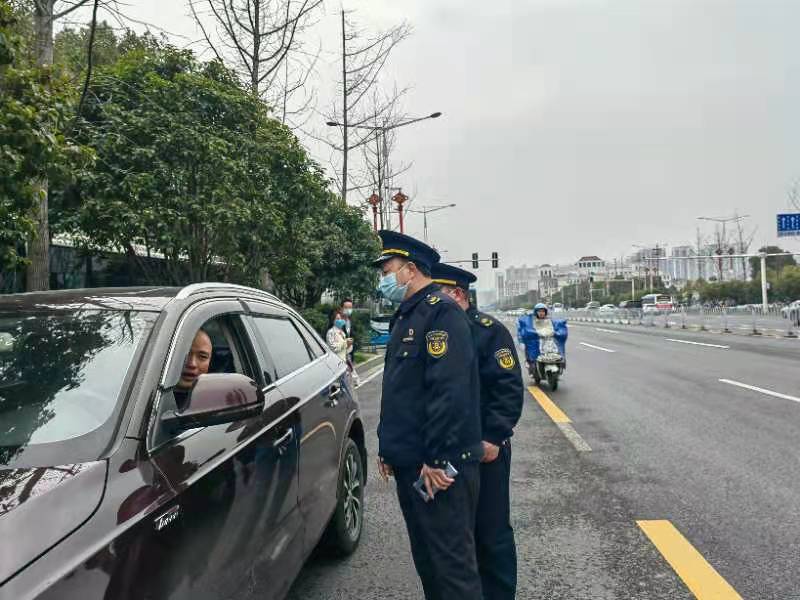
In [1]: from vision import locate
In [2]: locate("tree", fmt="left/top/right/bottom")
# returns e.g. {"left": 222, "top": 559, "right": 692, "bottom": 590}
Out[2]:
{"left": 0, "top": 0, "right": 89, "bottom": 274}
{"left": 323, "top": 10, "right": 410, "bottom": 203}
{"left": 190, "top": 0, "right": 322, "bottom": 126}
{"left": 61, "top": 44, "right": 294, "bottom": 285}
{"left": 57, "top": 38, "right": 379, "bottom": 307}
{"left": 749, "top": 246, "right": 797, "bottom": 279}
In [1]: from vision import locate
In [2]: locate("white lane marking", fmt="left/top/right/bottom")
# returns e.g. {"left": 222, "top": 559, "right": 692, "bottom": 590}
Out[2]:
{"left": 595, "top": 328, "right": 620, "bottom": 334}
{"left": 556, "top": 423, "right": 592, "bottom": 452}
{"left": 665, "top": 338, "right": 730, "bottom": 349}
{"left": 719, "top": 379, "right": 800, "bottom": 404}
{"left": 356, "top": 366, "right": 384, "bottom": 388}
{"left": 579, "top": 342, "right": 616, "bottom": 353}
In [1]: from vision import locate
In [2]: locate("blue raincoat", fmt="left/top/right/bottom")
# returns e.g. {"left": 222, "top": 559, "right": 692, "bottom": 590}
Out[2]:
{"left": 517, "top": 313, "right": 568, "bottom": 363}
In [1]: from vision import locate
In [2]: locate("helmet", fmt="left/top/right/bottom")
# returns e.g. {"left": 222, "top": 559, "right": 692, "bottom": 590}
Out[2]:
{"left": 534, "top": 303, "right": 548, "bottom": 316}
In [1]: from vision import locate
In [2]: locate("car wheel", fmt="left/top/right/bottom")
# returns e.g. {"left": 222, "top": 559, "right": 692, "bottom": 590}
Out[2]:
{"left": 323, "top": 438, "right": 364, "bottom": 556}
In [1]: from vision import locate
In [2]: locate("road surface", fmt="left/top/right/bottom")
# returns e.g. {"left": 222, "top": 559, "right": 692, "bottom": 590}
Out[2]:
{"left": 288, "top": 321, "right": 800, "bottom": 599}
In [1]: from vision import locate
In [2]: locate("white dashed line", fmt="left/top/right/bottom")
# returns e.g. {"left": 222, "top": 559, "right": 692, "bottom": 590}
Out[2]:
{"left": 719, "top": 379, "right": 800, "bottom": 404}
{"left": 579, "top": 342, "right": 616, "bottom": 353}
{"left": 665, "top": 339, "right": 730, "bottom": 349}
{"left": 595, "top": 328, "right": 620, "bottom": 334}
{"left": 556, "top": 423, "right": 592, "bottom": 452}
{"left": 356, "top": 366, "right": 384, "bottom": 388}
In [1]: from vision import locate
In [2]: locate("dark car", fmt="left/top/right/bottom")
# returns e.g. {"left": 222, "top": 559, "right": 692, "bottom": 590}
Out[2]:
{"left": 618, "top": 300, "right": 642, "bottom": 309}
{"left": 0, "top": 284, "right": 366, "bottom": 600}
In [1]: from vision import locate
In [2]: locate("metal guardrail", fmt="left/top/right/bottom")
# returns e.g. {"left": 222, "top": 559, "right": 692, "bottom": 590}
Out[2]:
{"left": 564, "top": 306, "right": 799, "bottom": 338}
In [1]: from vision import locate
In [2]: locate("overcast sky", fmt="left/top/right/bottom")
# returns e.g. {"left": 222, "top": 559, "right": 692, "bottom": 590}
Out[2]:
{"left": 64, "top": 0, "right": 800, "bottom": 289}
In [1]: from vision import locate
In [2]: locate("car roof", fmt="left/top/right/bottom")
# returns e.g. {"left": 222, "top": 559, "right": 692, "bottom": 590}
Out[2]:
{"left": 0, "top": 284, "right": 281, "bottom": 313}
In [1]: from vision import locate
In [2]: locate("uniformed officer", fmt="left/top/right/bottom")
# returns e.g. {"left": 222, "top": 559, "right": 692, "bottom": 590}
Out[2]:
{"left": 372, "top": 230, "right": 483, "bottom": 600}
{"left": 431, "top": 261, "right": 524, "bottom": 600}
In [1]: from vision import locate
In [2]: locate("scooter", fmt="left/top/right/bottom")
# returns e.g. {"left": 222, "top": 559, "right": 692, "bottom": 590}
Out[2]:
{"left": 518, "top": 313, "right": 568, "bottom": 391}
{"left": 528, "top": 348, "right": 565, "bottom": 391}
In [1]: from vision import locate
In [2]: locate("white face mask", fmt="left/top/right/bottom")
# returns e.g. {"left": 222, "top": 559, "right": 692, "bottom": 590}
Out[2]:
{"left": 343, "top": 308, "right": 353, "bottom": 316}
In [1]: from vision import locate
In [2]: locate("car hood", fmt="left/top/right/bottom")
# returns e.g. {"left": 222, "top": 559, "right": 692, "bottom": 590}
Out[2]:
{"left": 0, "top": 461, "right": 107, "bottom": 585}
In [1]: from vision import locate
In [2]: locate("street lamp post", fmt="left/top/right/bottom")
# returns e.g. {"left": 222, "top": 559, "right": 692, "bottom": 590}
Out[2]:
{"left": 392, "top": 190, "right": 409, "bottom": 233}
{"left": 367, "top": 193, "right": 381, "bottom": 231}
{"left": 405, "top": 203, "right": 457, "bottom": 242}
{"left": 326, "top": 112, "right": 442, "bottom": 227}
{"left": 697, "top": 215, "right": 750, "bottom": 281}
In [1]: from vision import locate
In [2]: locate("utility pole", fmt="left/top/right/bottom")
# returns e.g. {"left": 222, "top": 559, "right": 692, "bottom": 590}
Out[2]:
{"left": 760, "top": 253, "right": 768, "bottom": 313}
{"left": 340, "top": 10, "right": 348, "bottom": 203}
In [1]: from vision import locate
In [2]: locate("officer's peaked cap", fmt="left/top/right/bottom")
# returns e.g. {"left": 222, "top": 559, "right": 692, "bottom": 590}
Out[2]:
{"left": 371, "top": 230, "right": 440, "bottom": 271}
{"left": 430, "top": 262, "right": 476, "bottom": 291}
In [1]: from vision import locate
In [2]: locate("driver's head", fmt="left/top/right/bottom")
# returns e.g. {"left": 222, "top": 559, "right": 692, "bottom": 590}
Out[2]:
{"left": 178, "top": 329, "right": 212, "bottom": 390}
{"left": 534, "top": 303, "right": 548, "bottom": 319}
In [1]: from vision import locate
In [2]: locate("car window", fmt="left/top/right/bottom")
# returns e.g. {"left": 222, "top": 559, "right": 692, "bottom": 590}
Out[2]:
{"left": 294, "top": 317, "right": 327, "bottom": 359}
{"left": 0, "top": 309, "right": 156, "bottom": 467}
{"left": 152, "top": 314, "right": 256, "bottom": 448}
{"left": 250, "top": 316, "right": 313, "bottom": 379}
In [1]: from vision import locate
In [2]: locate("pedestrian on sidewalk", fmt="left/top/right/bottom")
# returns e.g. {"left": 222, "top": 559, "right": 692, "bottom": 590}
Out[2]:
{"left": 432, "top": 262, "right": 524, "bottom": 600}
{"left": 371, "top": 230, "right": 484, "bottom": 600}
{"left": 341, "top": 298, "right": 360, "bottom": 385}
{"left": 326, "top": 308, "right": 351, "bottom": 362}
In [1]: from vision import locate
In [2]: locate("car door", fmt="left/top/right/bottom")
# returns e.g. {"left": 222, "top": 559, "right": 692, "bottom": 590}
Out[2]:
{"left": 244, "top": 302, "right": 344, "bottom": 553}
{"left": 106, "top": 300, "right": 302, "bottom": 600}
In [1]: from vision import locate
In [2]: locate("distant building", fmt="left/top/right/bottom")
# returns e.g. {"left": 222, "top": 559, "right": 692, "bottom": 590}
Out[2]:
{"left": 537, "top": 264, "right": 559, "bottom": 299}
{"left": 500, "top": 264, "right": 539, "bottom": 298}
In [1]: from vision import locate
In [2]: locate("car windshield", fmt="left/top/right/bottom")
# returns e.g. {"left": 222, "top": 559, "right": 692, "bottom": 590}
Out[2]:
{"left": 0, "top": 309, "right": 156, "bottom": 467}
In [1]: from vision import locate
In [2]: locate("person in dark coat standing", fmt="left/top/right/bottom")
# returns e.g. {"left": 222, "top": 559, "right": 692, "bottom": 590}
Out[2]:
{"left": 372, "top": 230, "right": 483, "bottom": 600}
{"left": 432, "top": 261, "right": 524, "bottom": 600}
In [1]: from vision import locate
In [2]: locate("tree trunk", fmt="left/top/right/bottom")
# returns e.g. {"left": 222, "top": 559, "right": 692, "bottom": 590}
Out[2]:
{"left": 26, "top": 2, "right": 55, "bottom": 292}
{"left": 340, "top": 9, "right": 348, "bottom": 203}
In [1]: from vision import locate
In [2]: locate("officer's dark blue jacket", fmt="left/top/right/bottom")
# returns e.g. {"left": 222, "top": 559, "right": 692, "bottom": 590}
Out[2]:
{"left": 466, "top": 307, "right": 524, "bottom": 445}
{"left": 378, "top": 283, "right": 483, "bottom": 468}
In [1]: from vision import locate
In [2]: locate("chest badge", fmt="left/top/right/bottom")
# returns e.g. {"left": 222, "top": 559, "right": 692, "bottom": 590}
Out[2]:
{"left": 426, "top": 330, "right": 449, "bottom": 358}
{"left": 402, "top": 328, "right": 415, "bottom": 343}
{"left": 494, "top": 348, "right": 516, "bottom": 370}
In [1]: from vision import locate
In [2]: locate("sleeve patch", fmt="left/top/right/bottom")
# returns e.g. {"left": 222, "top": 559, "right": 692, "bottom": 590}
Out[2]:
{"left": 426, "top": 330, "right": 449, "bottom": 358}
{"left": 494, "top": 348, "right": 515, "bottom": 369}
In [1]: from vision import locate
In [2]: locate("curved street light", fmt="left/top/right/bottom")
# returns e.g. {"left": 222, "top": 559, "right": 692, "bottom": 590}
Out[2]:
{"left": 405, "top": 203, "right": 457, "bottom": 242}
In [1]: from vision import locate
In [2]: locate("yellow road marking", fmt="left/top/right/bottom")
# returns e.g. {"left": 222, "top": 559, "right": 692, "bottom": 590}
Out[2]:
{"left": 637, "top": 520, "right": 742, "bottom": 600}
{"left": 528, "top": 386, "right": 570, "bottom": 423}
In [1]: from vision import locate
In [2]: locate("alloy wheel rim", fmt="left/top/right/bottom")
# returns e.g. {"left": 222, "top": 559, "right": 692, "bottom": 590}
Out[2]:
{"left": 342, "top": 451, "right": 362, "bottom": 538}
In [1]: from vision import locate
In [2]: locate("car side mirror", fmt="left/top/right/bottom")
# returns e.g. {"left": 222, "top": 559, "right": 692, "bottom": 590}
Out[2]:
{"left": 162, "top": 373, "right": 265, "bottom": 434}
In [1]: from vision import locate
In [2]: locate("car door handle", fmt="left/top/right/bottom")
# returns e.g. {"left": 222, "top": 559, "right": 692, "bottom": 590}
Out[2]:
{"left": 326, "top": 384, "right": 341, "bottom": 407}
{"left": 273, "top": 428, "right": 294, "bottom": 451}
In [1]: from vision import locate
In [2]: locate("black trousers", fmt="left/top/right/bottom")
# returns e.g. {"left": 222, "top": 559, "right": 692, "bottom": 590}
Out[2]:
{"left": 476, "top": 442, "right": 517, "bottom": 600}
{"left": 394, "top": 462, "right": 483, "bottom": 600}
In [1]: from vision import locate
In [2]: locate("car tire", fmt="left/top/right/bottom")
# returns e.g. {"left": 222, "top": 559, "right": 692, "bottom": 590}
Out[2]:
{"left": 323, "top": 438, "right": 364, "bottom": 556}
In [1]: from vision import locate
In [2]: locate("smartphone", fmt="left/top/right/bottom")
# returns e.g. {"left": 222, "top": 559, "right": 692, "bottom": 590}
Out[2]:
{"left": 413, "top": 461, "right": 458, "bottom": 502}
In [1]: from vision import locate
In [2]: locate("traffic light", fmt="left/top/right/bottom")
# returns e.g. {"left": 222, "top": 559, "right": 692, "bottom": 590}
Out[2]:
{"left": 491, "top": 251, "right": 498, "bottom": 268}
{"left": 472, "top": 252, "right": 479, "bottom": 269}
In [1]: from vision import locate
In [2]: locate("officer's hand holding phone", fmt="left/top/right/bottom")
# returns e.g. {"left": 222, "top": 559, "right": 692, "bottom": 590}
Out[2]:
{"left": 420, "top": 463, "right": 455, "bottom": 499}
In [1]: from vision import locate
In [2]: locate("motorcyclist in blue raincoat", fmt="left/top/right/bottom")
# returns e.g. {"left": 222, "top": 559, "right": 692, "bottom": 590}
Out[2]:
{"left": 517, "top": 303, "right": 568, "bottom": 388}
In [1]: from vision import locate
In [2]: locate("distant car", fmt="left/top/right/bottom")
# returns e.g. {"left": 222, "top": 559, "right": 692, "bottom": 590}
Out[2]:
{"left": 643, "top": 304, "right": 660, "bottom": 314}
{"left": 0, "top": 284, "right": 366, "bottom": 600}
{"left": 598, "top": 304, "right": 616, "bottom": 313}
{"left": 619, "top": 300, "right": 642, "bottom": 309}
{"left": 585, "top": 301, "right": 600, "bottom": 310}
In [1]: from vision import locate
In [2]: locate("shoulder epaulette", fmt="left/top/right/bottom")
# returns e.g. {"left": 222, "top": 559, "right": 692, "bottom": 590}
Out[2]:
{"left": 427, "top": 294, "right": 441, "bottom": 305}
{"left": 476, "top": 314, "right": 493, "bottom": 327}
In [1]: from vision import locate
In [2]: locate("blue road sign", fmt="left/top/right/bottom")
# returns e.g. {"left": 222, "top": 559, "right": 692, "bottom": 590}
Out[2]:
{"left": 777, "top": 213, "right": 800, "bottom": 237}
